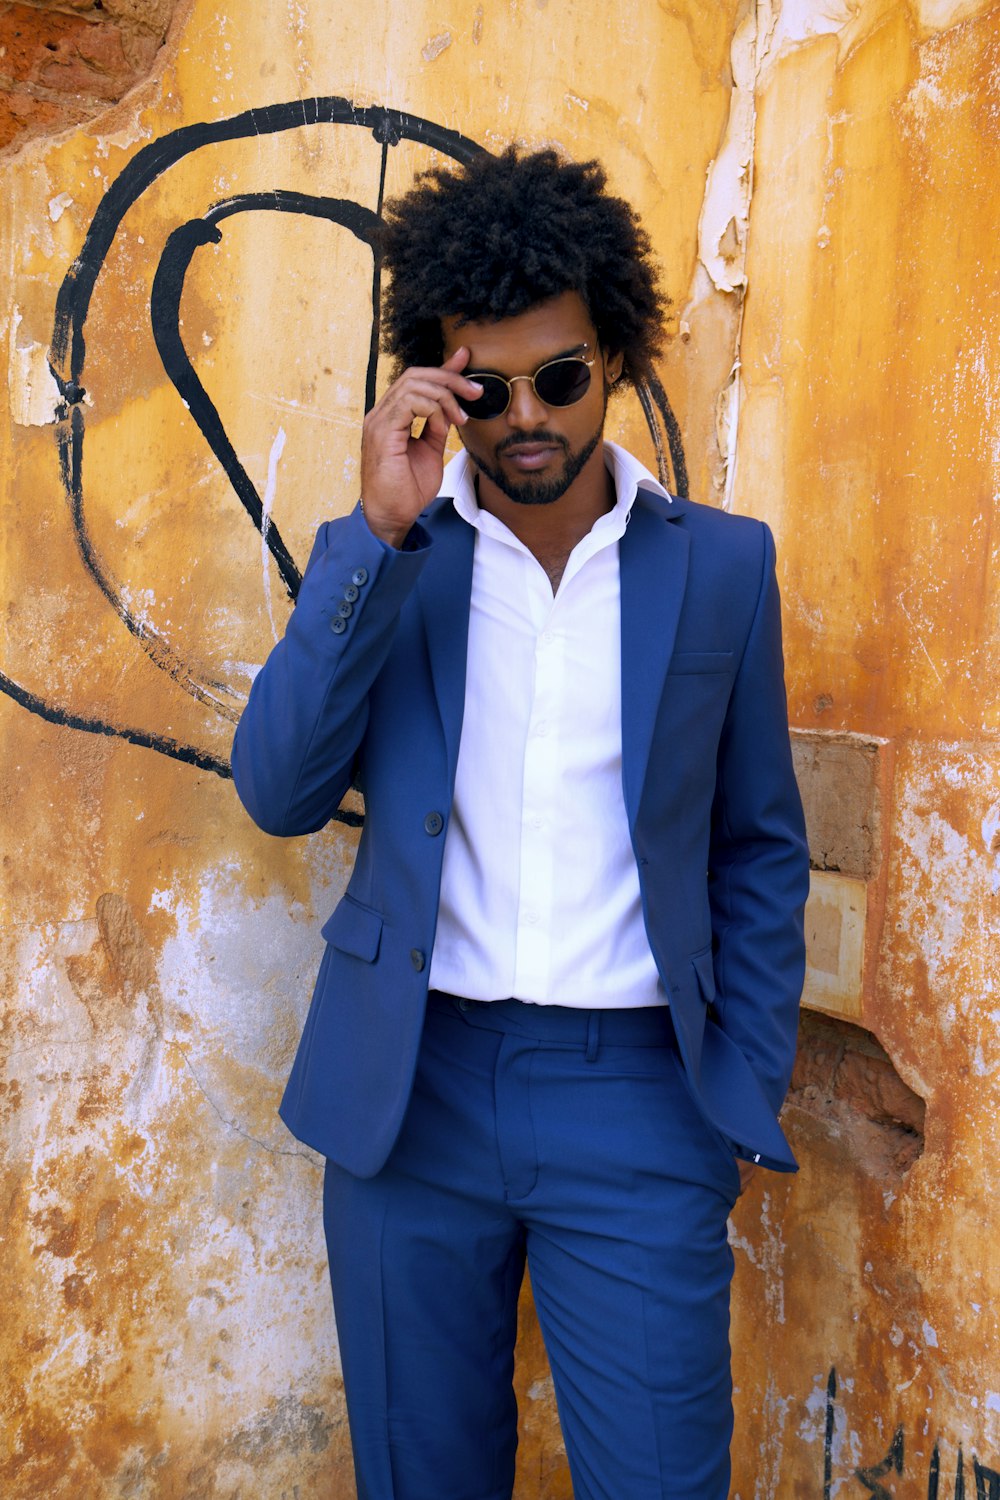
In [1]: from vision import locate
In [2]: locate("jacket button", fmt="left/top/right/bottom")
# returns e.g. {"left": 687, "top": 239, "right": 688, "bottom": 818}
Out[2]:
{"left": 344, "top": 583, "right": 360, "bottom": 602}
{"left": 337, "top": 600, "right": 354, "bottom": 618}
{"left": 410, "top": 949, "right": 426, "bottom": 972}
{"left": 351, "top": 567, "right": 369, "bottom": 587}
{"left": 330, "top": 617, "right": 347, "bottom": 635}
{"left": 423, "top": 811, "right": 444, "bottom": 836}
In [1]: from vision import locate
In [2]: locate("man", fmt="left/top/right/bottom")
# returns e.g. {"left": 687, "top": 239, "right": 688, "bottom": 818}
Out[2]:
{"left": 232, "top": 147, "right": 809, "bottom": 1500}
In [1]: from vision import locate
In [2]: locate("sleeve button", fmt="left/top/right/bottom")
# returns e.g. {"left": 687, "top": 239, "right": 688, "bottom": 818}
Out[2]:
{"left": 410, "top": 949, "right": 426, "bottom": 972}
{"left": 423, "top": 811, "right": 444, "bottom": 836}
{"left": 330, "top": 617, "right": 347, "bottom": 635}
{"left": 351, "top": 567, "right": 369, "bottom": 587}
{"left": 344, "top": 584, "right": 360, "bottom": 602}
{"left": 337, "top": 600, "right": 354, "bottom": 618}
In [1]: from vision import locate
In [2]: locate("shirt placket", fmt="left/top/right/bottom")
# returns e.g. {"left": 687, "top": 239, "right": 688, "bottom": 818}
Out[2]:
{"left": 512, "top": 582, "right": 563, "bottom": 998}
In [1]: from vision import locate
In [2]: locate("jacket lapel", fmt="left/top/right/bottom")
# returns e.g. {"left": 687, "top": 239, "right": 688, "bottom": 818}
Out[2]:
{"left": 619, "top": 490, "right": 690, "bottom": 826}
{"left": 416, "top": 500, "right": 476, "bottom": 790}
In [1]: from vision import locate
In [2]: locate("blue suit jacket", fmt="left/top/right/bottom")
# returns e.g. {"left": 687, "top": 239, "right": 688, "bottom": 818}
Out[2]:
{"left": 231, "top": 482, "right": 809, "bottom": 1176}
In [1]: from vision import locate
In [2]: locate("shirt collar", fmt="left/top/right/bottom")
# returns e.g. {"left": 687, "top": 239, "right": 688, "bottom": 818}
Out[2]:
{"left": 440, "top": 440, "right": 672, "bottom": 536}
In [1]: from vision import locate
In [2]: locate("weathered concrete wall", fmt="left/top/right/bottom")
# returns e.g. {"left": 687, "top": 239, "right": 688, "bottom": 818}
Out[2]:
{"left": 729, "top": 3, "right": 1000, "bottom": 1495}
{"left": 1, "top": 0, "right": 997, "bottom": 1495}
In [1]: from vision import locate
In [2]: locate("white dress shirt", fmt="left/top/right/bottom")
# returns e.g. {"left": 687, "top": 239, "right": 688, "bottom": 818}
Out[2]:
{"left": 427, "top": 441, "right": 671, "bottom": 1008}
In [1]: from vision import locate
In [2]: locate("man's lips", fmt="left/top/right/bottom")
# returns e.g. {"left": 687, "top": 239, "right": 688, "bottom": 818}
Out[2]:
{"left": 500, "top": 442, "right": 564, "bottom": 471}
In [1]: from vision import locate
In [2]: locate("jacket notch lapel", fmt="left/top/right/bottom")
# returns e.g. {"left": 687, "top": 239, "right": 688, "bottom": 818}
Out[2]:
{"left": 416, "top": 502, "right": 475, "bottom": 788}
{"left": 619, "top": 494, "right": 690, "bottom": 826}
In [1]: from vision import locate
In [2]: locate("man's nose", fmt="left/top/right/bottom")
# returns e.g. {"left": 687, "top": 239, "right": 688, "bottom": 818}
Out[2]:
{"left": 505, "top": 375, "right": 548, "bottom": 429}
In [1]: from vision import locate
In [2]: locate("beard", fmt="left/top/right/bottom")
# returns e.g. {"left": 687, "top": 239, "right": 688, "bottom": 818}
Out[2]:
{"left": 467, "top": 410, "right": 606, "bottom": 507}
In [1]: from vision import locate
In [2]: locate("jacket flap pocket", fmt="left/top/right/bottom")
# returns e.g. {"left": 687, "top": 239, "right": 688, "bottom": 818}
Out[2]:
{"left": 691, "top": 946, "right": 716, "bottom": 1004}
{"left": 321, "top": 897, "right": 383, "bottom": 962}
{"left": 667, "top": 651, "right": 734, "bottom": 676}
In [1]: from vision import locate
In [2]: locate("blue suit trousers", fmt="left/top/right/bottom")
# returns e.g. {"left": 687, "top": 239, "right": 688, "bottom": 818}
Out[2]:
{"left": 323, "top": 993, "right": 741, "bottom": 1500}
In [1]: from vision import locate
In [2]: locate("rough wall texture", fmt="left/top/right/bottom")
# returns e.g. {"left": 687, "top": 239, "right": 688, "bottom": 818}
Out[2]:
{"left": 0, "top": 1, "right": 178, "bottom": 152}
{"left": 0, "top": 0, "right": 997, "bottom": 1496}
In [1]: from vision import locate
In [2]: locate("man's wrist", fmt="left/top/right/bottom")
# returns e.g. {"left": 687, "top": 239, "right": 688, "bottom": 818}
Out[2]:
{"left": 358, "top": 496, "right": 410, "bottom": 551}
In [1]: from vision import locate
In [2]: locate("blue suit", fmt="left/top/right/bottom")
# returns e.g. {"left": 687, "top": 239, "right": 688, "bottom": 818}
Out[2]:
{"left": 232, "top": 483, "right": 808, "bottom": 1173}
{"left": 231, "top": 478, "right": 809, "bottom": 1499}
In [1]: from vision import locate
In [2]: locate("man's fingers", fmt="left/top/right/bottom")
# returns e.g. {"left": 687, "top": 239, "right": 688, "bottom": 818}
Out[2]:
{"left": 377, "top": 378, "right": 475, "bottom": 433}
{"left": 417, "top": 405, "right": 451, "bottom": 449}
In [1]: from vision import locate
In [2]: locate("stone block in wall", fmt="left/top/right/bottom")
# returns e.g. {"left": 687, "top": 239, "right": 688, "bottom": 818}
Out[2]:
{"left": 791, "top": 730, "right": 890, "bottom": 1022}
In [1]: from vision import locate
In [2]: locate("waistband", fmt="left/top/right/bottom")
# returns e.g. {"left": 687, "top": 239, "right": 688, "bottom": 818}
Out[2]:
{"left": 427, "top": 990, "right": 677, "bottom": 1049}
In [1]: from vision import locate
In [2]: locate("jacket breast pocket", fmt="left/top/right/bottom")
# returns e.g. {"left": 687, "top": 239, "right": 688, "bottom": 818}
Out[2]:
{"left": 667, "top": 651, "right": 735, "bottom": 676}
{"left": 321, "top": 894, "right": 383, "bottom": 962}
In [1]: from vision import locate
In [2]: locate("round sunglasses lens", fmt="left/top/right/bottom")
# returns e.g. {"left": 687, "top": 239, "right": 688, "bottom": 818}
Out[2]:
{"left": 535, "top": 358, "right": 591, "bottom": 407}
{"left": 460, "top": 374, "right": 510, "bottom": 419}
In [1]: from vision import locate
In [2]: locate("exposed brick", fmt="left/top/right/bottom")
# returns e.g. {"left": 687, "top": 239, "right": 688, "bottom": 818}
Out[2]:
{"left": 787, "top": 1011, "right": 925, "bottom": 1179}
{"left": 0, "top": 79, "right": 74, "bottom": 148}
{"left": 0, "top": 0, "right": 176, "bottom": 154}
{"left": 0, "top": 6, "right": 130, "bottom": 97}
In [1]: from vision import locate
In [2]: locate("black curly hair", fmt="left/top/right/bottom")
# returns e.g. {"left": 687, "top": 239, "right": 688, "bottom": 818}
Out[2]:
{"left": 378, "top": 147, "right": 668, "bottom": 390}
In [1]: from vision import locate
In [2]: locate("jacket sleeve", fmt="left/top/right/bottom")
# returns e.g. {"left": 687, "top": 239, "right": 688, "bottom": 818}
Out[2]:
{"left": 708, "top": 523, "right": 809, "bottom": 1116}
{"left": 231, "top": 505, "right": 432, "bottom": 836}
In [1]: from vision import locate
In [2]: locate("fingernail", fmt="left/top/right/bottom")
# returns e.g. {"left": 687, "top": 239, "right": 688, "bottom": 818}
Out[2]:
{"left": 468, "top": 381, "right": 483, "bottom": 393}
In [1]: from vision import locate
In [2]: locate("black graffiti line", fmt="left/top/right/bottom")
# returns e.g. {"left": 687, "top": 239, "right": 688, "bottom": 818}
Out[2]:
{"left": 855, "top": 1424, "right": 904, "bottom": 1498}
{"left": 151, "top": 192, "right": 384, "bottom": 603}
{"left": 48, "top": 105, "right": 482, "bottom": 754}
{"left": 0, "top": 667, "right": 230, "bottom": 777}
{"left": 7, "top": 102, "right": 487, "bottom": 793}
{"left": 974, "top": 1458, "right": 1000, "bottom": 1500}
{"left": 824, "top": 1366, "right": 837, "bottom": 1500}
{"left": 49, "top": 98, "right": 486, "bottom": 387}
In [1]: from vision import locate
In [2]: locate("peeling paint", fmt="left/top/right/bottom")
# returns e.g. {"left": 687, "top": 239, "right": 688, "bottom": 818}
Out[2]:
{"left": 8, "top": 309, "right": 61, "bottom": 427}
{"left": 421, "top": 30, "right": 452, "bottom": 62}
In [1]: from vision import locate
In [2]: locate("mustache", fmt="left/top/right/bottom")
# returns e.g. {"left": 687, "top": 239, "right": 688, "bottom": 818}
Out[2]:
{"left": 495, "top": 431, "right": 568, "bottom": 456}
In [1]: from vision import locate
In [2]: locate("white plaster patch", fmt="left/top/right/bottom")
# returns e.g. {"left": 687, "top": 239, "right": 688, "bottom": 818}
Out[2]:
{"left": 917, "top": 0, "right": 995, "bottom": 32}
{"left": 986, "top": 1391, "right": 1000, "bottom": 1412}
{"left": 421, "top": 30, "right": 452, "bottom": 61}
{"left": 754, "top": 1375, "right": 792, "bottom": 1499}
{"left": 48, "top": 192, "right": 74, "bottom": 223}
{"left": 799, "top": 1371, "right": 861, "bottom": 1484}
{"left": 716, "top": 363, "right": 742, "bottom": 512}
{"left": 8, "top": 308, "right": 62, "bottom": 427}
{"left": 761, "top": 0, "right": 858, "bottom": 72}
{"left": 152, "top": 864, "right": 343, "bottom": 1073}
{"left": 899, "top": 32, "right": 970, "bottom": 147}
{"left": 923, "top": 1321, "right": 939, "bottom": 1347}
{"left": 896, "top": 800, "right": 979, "bottom": 995}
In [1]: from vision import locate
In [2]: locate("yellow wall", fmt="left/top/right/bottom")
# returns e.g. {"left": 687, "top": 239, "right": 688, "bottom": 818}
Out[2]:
{"left": 1, "top": 1, "right": 997, "bottom": 1494}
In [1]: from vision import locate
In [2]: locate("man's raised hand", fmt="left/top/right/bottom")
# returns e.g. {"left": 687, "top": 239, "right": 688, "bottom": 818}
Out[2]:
{"left": 358, "top": 348, "right": 483, "bottom": 548}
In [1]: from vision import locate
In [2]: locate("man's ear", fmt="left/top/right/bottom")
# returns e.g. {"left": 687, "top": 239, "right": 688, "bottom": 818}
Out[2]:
{"left": 604, "top": 348, "right": 625, "bottom": 386}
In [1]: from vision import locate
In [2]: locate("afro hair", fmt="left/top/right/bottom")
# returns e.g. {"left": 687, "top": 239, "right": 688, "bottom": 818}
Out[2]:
{"left": 378, "top": 147, "right": 668, "bottom": 391}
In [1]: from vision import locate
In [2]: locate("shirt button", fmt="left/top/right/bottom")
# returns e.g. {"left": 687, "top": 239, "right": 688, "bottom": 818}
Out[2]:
{"left": 423, "top": 811, "right": 444, "bottom": 836}
{"left": 330, "top": 617, "right": 347, "bottom": 635}
{"left": 528, "top": 815, "right": 544, "bottom": 831}
{"left": 410, "top": 949, "right": 426, "bottom": 972}
{"left": 522, "top": 909, "right": 538, "bottom": 926}
{"left": 534, "top": 721, "right": 549, "bottom": 737}
{"left": 344, "top": 583, "right": 360, "bottom": 602}
{"left": 351, "top": 567, "right": 369, "bottom": 587}
{"left": 337, "top": 600, "right": 354, "bottom": 618}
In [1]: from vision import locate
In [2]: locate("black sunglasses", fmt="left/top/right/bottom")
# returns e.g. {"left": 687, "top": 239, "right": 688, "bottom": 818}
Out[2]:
{"left": 457, "top": 350, "right": 597, "bottom": 421}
